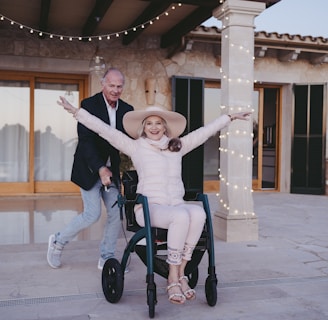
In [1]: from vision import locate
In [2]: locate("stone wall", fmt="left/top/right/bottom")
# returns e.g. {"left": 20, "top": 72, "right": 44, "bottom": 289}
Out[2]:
{"left": 0, "top": 27, "right": 223, "bottom": 111}
{"left": 1, "top": 26, "right": 328, "bottom": 109}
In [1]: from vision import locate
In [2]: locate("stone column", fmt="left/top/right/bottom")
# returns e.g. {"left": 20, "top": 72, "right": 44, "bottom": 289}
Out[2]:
{"left": 212, "top": 0, "right": 265, "bottom": 242}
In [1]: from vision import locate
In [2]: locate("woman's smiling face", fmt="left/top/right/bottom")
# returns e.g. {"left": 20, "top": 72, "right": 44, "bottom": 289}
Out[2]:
{"left": 143, "top": 115, "right": 166, "bottom": 141}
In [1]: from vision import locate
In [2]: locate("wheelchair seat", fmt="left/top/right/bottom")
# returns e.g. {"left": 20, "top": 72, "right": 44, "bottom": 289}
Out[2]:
{"left": 122, "top": 170, "right": 209, "bottom": 277}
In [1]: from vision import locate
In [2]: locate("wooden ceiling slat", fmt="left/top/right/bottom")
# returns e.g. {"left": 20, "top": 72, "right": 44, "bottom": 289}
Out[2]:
{"left": 82, "top": 0, "right": 114, "bottom": 37}
{"left": 174, "top": 0, "right": 220, "bottom": 5}
{"left": 160, "top": 0, "right": 278, "bottom": 48}
{"left": 122, "top": 0, "right": 173, "bottom": 46}
{"left": 161, "top": 6, "right": 217, "bottom": 48}
{"left": 1, "top": 0, "right": 281, "bottom": 46}
{"left": 39, "top": 0, "right": 52, "bottom": 34}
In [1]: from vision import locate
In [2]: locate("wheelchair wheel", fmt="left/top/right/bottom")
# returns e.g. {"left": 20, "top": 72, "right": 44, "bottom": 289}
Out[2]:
{"left": 187, "top": 267, "right": 199, "bottom": 289}
{"left": 205, "top": 276, "right": 217, "bottom": 306}
{"left": 102, "top": 258, "right": 124, "bottom": 303}
{"left": 147, "top": 285, "right": 157, "bottom": 318}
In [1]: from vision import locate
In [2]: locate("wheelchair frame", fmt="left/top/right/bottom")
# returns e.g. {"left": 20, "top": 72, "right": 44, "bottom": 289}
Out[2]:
{"left": 101, "top": 171, "right": 218, "bottom": 318}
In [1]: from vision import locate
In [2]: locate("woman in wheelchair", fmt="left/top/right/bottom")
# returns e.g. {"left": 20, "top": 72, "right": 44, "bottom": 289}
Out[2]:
{"left": 58, "top": 96, "right": 251, "bottom": 304}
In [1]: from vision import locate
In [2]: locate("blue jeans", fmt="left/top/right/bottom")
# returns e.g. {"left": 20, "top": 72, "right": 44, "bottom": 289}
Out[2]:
{"left": 55, "top": 179, "right": 121, "bottom": 260}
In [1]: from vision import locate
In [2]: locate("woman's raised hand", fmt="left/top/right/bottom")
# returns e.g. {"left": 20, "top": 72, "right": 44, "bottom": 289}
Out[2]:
{"left": 57, "top": 96, "right": 78, "bottom": 115}
{"left": 230, "top": 111, "right": 253, "bottom": 121}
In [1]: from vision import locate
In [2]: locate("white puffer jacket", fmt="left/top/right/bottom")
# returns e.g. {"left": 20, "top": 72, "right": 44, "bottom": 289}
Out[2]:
{"left": 76, "top": 109, "right": 230, "bottom": 205}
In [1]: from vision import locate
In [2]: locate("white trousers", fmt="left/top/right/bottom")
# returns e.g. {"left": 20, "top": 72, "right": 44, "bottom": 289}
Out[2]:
{"left": 135, "top": 203, "right": 206, "bottom": 265}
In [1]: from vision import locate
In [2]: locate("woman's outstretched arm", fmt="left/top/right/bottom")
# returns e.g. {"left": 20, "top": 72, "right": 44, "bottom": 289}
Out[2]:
{"left": 57, "top": 96, "right": 135, "bottom": 156}
{"left": 57, "top": 96, "right": 79, "bottom": 116}
{"left": 180, "top": 111, "right": 252, "bottom": 155}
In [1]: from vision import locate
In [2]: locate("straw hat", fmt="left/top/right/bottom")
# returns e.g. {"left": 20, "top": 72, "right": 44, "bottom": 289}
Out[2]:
{"left": 123, "top": 106, "right": 187, "bottom": 139}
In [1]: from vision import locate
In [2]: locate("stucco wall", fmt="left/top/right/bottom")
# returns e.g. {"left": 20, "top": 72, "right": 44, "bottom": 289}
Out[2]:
{"left": 255, "top": 57, "right": 328, "bottom": 84}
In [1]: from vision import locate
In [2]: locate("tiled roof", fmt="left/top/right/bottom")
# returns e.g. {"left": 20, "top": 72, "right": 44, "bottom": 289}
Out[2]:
{"left": 255, "top": 31, "right": 328, "bottom": 46}
{"left": 184, "top": 26, "right": 328, "bottom": 64}
{"left": 193, "top": 25, "right": 328, "bottom": 45}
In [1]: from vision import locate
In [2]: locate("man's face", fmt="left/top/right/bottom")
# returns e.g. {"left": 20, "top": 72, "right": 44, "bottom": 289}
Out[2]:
{"left": 102, "top": 71, "right": 124, "bottom": 105}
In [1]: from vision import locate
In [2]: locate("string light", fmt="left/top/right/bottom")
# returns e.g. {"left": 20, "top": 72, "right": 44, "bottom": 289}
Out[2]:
{"left": 217, "top": 168, "right": 255, "bottom": 216}
{"left": 212, "top": 0, "right": 254, "bottom": 217}
{"left": 218, "top": 14, "right": 256, "bottom": 218}
{"left": 217, "top": 96, "right": 255, "bottom": 217}
{"left": 215, "top": 143, "right": 254, "bottom": 216}
{"left": 216, "top": 139, "right": 255, "bottom": 217}
{"left": 2, "top": 0, "right": 253, "bottom": 216}
{"left": 219, "top": 42, "right": 256, "bottom": 86}
{"left": 0, "top": 3, "right": 182, "bottom": 42}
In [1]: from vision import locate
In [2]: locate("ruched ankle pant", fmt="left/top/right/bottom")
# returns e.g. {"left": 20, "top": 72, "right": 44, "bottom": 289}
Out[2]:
{"left": 135, "top": 203, "right": 206, "bottom": 265}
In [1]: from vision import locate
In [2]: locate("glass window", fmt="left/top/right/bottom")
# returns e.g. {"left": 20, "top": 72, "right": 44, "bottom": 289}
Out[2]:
{"left": 252, "top": 90, "right": 259, "bottom": 181}
{"left": 34, "top": 83, "right": 79, "bottom": 181}
{"left": 204, "top": 87, "right": 222, "bottom": 181}
{"left": 0, "top": 71, "right": 87, "bottom": 194}
{"left": 0, "top": 80, "right": 30, "bottom": 182}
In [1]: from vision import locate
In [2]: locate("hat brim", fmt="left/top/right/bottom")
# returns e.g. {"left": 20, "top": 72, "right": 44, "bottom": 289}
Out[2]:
{"left": 123, "top": 106, "right": 186, "bottom": 139}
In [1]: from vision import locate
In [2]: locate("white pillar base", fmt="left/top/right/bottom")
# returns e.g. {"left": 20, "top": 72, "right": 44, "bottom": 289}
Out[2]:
{"left": 214, "top": 211, "right": 258, "bottom": 242}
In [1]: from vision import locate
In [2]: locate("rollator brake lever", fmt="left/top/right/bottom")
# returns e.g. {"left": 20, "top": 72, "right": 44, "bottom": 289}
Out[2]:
{"left": 114, "top": 193, "right": 126, "bottom": 220}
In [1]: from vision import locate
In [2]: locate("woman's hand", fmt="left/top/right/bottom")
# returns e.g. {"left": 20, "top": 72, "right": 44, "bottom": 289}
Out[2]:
{"left": 57, "top": 96, "right": 78, "bottom": 115}
{"left": 229, "top": 111, "right": 252, "bottom": 121}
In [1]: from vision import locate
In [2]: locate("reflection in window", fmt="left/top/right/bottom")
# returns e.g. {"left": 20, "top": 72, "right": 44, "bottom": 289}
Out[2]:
{"left": 0, "top": 81, "right": 30, "bottom": 182}
{"left": 34, "top": 83, "right": 79, "bottom": 181}
{"left": 204, "top": 88, "right": 222, "bottom": 181}
{"left": 252, "top": 91, "right": 259, "bottom": 180}
{"left": 262, "top": 88, "right": 277, "bottom": 189}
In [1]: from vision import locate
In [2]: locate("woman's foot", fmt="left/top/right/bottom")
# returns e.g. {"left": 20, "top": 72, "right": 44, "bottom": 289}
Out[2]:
{"left": 167, "top": 282, "right": 186, "bottom": 304}
{"left": 179, "top": 276, "right": 196, "bottom": 300}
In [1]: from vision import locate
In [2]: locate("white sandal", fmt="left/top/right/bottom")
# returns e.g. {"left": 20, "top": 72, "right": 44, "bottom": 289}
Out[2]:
{"left": 179, "top": 276, "right": 196, "bottom": 300}
{"left": 167, "top": 282, "right": 186, "bottom": 304}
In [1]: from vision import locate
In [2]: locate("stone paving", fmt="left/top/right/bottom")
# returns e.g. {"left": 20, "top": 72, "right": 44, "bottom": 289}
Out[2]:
{"left": 0, "top": 192, "right": 327, "bottom": 320}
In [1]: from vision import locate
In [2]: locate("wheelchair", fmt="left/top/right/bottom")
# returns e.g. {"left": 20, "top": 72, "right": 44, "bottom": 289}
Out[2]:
{"left": 101, "top": 170, "right": 218, "bottom": 318}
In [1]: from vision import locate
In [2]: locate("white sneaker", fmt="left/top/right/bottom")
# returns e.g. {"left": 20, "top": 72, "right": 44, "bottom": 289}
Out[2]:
{"left": 97, "top": 257, "right": 106, "bottom": 270}
{"left": 98, "top": 258, "right": 129, "bottom": 273}
{"left": 47, "top": 234, "right": 64, "bottom": 268}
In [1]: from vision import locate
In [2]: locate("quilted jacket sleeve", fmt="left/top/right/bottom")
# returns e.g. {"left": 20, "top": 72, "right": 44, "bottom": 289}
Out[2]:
{"left": 75, "top": 108, "right": 136, "bottom": 156}
{"left": 180, "top": 114, "right": 231, "bottom": 156}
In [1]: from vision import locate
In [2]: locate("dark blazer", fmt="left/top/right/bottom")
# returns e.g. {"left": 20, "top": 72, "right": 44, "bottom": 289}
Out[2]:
{"left": 71, "top": 92, "right": 134, "bottom": 190}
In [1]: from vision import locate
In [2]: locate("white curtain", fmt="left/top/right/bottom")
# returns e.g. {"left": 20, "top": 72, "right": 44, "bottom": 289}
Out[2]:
{"left": 0, "top": 80, "right": 30, "bottom": 182}
{"left": 34, "top": 83, "right": 78, "bottom": 181}
{"left": 0, "top": 80, "right": 78, "bottom": 182}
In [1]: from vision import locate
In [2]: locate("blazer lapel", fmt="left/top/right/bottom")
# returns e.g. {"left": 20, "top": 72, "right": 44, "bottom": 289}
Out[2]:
{"left": 97, "top": 93, "right": 110, "bottom": 125}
